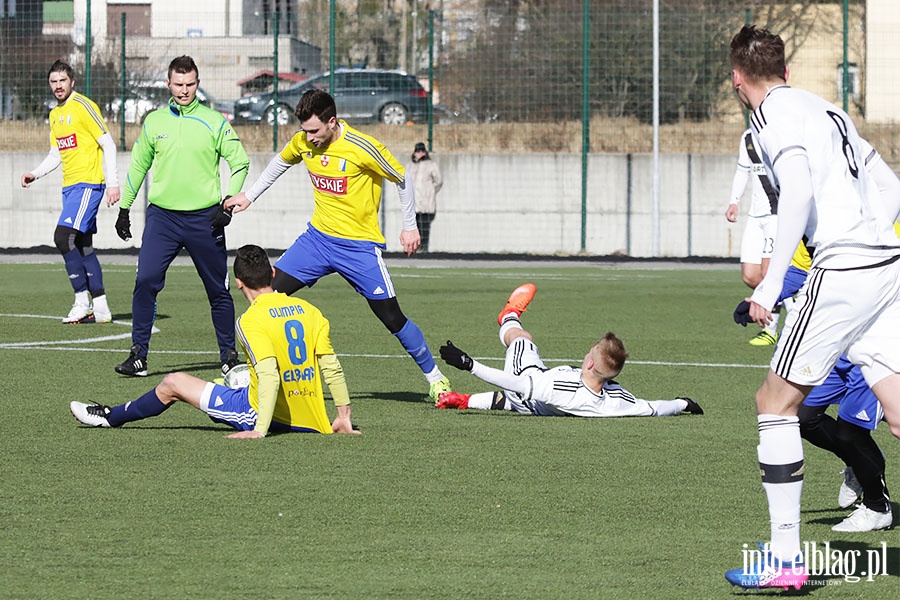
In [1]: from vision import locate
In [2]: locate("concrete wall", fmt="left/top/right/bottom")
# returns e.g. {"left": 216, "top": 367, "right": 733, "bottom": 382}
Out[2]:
{"left": 1, "top": 151, "right": 743, "bottom": 258}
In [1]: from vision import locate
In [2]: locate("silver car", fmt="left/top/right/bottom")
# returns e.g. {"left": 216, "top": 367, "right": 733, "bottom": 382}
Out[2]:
{"left": 234, "top": 69, "right": 429, "bottom": 126}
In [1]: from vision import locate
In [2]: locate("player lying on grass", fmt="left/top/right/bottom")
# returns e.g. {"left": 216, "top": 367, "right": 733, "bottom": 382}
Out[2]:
{"left": 435, "top": 283, "right": 703, "bottom": 418}
{"left": 69, "top": 244, "right": 359, "bottom": 438}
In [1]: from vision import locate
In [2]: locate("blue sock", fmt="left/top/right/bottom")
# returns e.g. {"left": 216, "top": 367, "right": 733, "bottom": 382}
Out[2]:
{"left": 393, "top": 319, "right": 437, "bottom": 374}
{"left": 107, "top": 388, "right": 172, "bottom": 427}
{"left": 81, "top": 251, "right": 105, "bottom": 294}
{"left": 62, "top": 248, "right": 88, "bottom": 293}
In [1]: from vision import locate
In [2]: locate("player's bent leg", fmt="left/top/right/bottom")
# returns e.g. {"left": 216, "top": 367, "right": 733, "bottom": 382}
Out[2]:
{"left": 155, "top": 372, "right": 210, "bottom": 408}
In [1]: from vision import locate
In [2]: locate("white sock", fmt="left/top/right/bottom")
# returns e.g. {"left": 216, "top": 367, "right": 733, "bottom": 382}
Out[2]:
{"left": 74, "top": 290, "right": 90, "bottom": 307}
{"left": 757, "top": 414, "right": 804, "bottom": 563}
{"left": 424, "top": 367, "right": 444, "bottom": 384}
{"left": 92, "top": 294, "right": 110, "bottom": 314}
{"left": 765, "top": 310, "right": 781, "bottom": 335}
{"left": 466, "top": 392, "right": 497, "bottom": 410}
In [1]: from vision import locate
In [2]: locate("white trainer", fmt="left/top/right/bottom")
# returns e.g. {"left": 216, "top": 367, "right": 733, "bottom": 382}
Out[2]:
{"left": 832, "top": 505, "right": 893, "bottom": 532}
{"left": 63, "top": 302, "right": 93, "bottom": 324}
{"left": 91, "top": 294, "right": 113, "bottom": 323}
{"left": 69, "top": 401, "right": 112, "bottom": 427}
{"left": 838, "top": 467, "right": 863, "bottom": 509}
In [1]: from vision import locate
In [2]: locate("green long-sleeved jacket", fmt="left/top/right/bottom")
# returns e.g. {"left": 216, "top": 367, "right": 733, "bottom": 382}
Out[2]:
{"left": 121, "top": 97, "right": 249, "bottom": 210}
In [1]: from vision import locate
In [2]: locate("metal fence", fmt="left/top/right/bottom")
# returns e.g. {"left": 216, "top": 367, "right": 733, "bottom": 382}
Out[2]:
{"left": 4, "top": 1, "right": 898, "bottom": 257}
{"left": 1, "top": 1, "right": 886, "bottom": 157}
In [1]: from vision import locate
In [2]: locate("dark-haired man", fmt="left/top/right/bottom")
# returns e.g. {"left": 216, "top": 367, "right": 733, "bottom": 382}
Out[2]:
{"left": 70, "top": 245, "right": 358, "bottom": 437}
{"left": 111, "top": 55, "right": 250, "bottom": 378}
{"left": 21, "top": 60, "right": 120, "bottom": 324}
{"left": 725, "top": 24, "right": 900, "bottom": 590}
{"left": 226, "top": 89, "right": 451, "bottom": 401}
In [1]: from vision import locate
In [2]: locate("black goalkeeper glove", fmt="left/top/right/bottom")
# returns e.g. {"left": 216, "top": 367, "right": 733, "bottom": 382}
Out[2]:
{"left": 115, "top": 208, "right": 132, "bottom": 241}
{"left": 210, "top": 196, "right": 234, "bottom": 229}
{"left": 440, "top": 340, "right": 474, "bottom": 371}
{"left": 733, "top": 300, "right": 753, "bottom": 327}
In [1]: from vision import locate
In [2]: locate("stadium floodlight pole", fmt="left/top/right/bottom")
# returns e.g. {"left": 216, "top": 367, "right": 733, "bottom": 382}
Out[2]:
{"left": 651, "top": 0, "right": 660, "bottom": 257}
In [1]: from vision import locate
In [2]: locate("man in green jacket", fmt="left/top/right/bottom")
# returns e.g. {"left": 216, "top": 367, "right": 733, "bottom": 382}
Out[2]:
{"left": 111, "top": 55, "right": 250, "bottom": 377}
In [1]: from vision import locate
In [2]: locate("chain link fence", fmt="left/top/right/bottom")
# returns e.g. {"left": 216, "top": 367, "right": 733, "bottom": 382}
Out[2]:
{"left": 3, "top": 1, "right": 898, "bottom": 256}
{"left": 2, "top": 1, "right": 888, "bottom": 156}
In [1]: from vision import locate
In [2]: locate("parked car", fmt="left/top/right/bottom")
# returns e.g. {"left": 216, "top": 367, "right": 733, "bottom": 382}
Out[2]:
{"left": 233, "top": 69, "right": 428, "bottom": 126}
{"left": 107, "top": 82, "right": 229, "bottom": 123}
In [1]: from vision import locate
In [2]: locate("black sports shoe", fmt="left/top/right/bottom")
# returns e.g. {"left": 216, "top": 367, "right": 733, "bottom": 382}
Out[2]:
{"left": 115, "top": 344, "right": 148, "bottom": 377}
{"left": 221, "top": 349, "right": 240, "bottom": 376}
{"left": 678, "top": 397, "right": 704, "bottom": 415}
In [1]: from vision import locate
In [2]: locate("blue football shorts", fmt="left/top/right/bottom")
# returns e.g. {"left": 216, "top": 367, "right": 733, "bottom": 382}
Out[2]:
{"left": 275, "top": 224, "right": 396, "bottom": 300}
{"left": 59, "top": 183, "right": 105, "bottom": 233}
{"left": 199, "top": 382, "right": 324, "bottom": 434}
{"left": 803, "top": 356, "right": 883, "bottom": 431}
{"left": 200, "top": 382, "right": 256, "bottom": 431}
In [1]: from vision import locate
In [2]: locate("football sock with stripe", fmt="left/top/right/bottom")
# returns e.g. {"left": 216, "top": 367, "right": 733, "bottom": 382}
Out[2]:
{"left": 758, "top": 414, "right": 804, "bottom": 563}
{"left": 393, "top": 319, "right": 440, "bottom": 377}
{"left": 62, "top": 248, "right": 88, "bottom": 294}
{"left": 107, "top": 389, "right": 173, "bottom": 427}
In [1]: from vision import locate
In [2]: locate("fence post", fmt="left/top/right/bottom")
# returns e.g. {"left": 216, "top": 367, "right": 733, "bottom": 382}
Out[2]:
{"left": 427, "top": 9, "right": 434, "bottom": 150}
{"left": 580, "top": 0, "right": 590, "bottom": 253}
{"left": 85, "top": 0, "right": 92, "bottom": 97}
{"left": 272, "top": 11, "right": 279, "bottom": 153}
{"left": 119, "top": 12, "right": 126, "bottom": 148}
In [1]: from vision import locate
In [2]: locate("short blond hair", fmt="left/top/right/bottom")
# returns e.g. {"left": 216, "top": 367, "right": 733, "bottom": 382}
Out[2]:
{"left": 590, "top": 332, "right": 628, "bottom": 379}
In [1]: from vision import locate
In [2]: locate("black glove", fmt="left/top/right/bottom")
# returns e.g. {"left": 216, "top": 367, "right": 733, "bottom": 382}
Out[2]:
{"left": 115, "top": 208, "right": 131, "bottom": 241}
{"left": 733, "top": 300, "right": 752, "bottom": 327}
{"left": 209, "top": 196, "right": 233, "bottom": 229}
{"left": 440, "top": 340, "right": 474, "bottom": 371}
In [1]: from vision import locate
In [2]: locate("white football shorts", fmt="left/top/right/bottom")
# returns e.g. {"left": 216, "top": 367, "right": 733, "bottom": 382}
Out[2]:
{"left": 772, "top": 258, "right": 900, "bottom": 387}
{"left": 740, "top": 214, "right": 777, "bottom": 264}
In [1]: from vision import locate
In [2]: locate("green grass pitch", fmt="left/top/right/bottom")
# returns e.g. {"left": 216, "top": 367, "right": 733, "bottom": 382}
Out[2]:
{"left": 0, "top": 259, "right": 896, "bottom": 599}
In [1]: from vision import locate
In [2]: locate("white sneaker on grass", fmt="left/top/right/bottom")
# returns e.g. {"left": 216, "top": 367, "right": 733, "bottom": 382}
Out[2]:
{"left": 69, "top": 402, "right": 112, "bottom": 428}
{"left": 832, "top": 505, "right": 893, "bottom": 532}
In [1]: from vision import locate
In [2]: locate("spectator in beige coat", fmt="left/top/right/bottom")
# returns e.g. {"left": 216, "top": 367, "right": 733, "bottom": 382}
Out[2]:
{"left": 407, "top": 142, "right": 443, "bottom": 252}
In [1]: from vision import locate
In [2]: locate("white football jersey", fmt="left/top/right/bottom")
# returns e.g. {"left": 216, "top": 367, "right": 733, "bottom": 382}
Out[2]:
{"left": 524, "top": 366, "right": 657, "bottom": 417}
{"left": 750, "top": 85, "right": 900, "bottom": 269}
{"left": 731, "top": 129, "right": 777, "bottom": 217}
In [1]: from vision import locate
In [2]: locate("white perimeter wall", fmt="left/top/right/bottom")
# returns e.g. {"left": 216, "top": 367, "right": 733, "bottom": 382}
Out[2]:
{"left": 1, "top": 152, "right": 744, "bottom": 258}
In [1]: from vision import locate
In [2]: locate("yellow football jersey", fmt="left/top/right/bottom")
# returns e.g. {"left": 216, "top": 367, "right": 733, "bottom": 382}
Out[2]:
{"left": 280, "top": 121, "right": 406, "bottom": 243}
{"left": 48, "top": 92, "right": 109, "bottom": 187}
{"left": 236, "top": 292, "right": 336, "bottom": 434}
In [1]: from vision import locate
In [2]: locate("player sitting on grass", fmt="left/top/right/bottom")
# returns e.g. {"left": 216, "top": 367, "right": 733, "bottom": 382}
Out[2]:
{"left": 436, "top": 283, "right": 703, "bottom": 418}
{"left": 69, "top": 244, "right": 359, "bottom": 437}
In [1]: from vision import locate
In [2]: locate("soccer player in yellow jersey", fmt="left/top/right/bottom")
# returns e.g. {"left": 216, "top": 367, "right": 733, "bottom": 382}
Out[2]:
{"left": 21, "top": 60, "right": 120, "bottom": 324}
{"left": 69, "top": 245, "right": 359, "bottom": 437}
{"left": 227, "top": 89, "right": 451, "bottom": 401}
